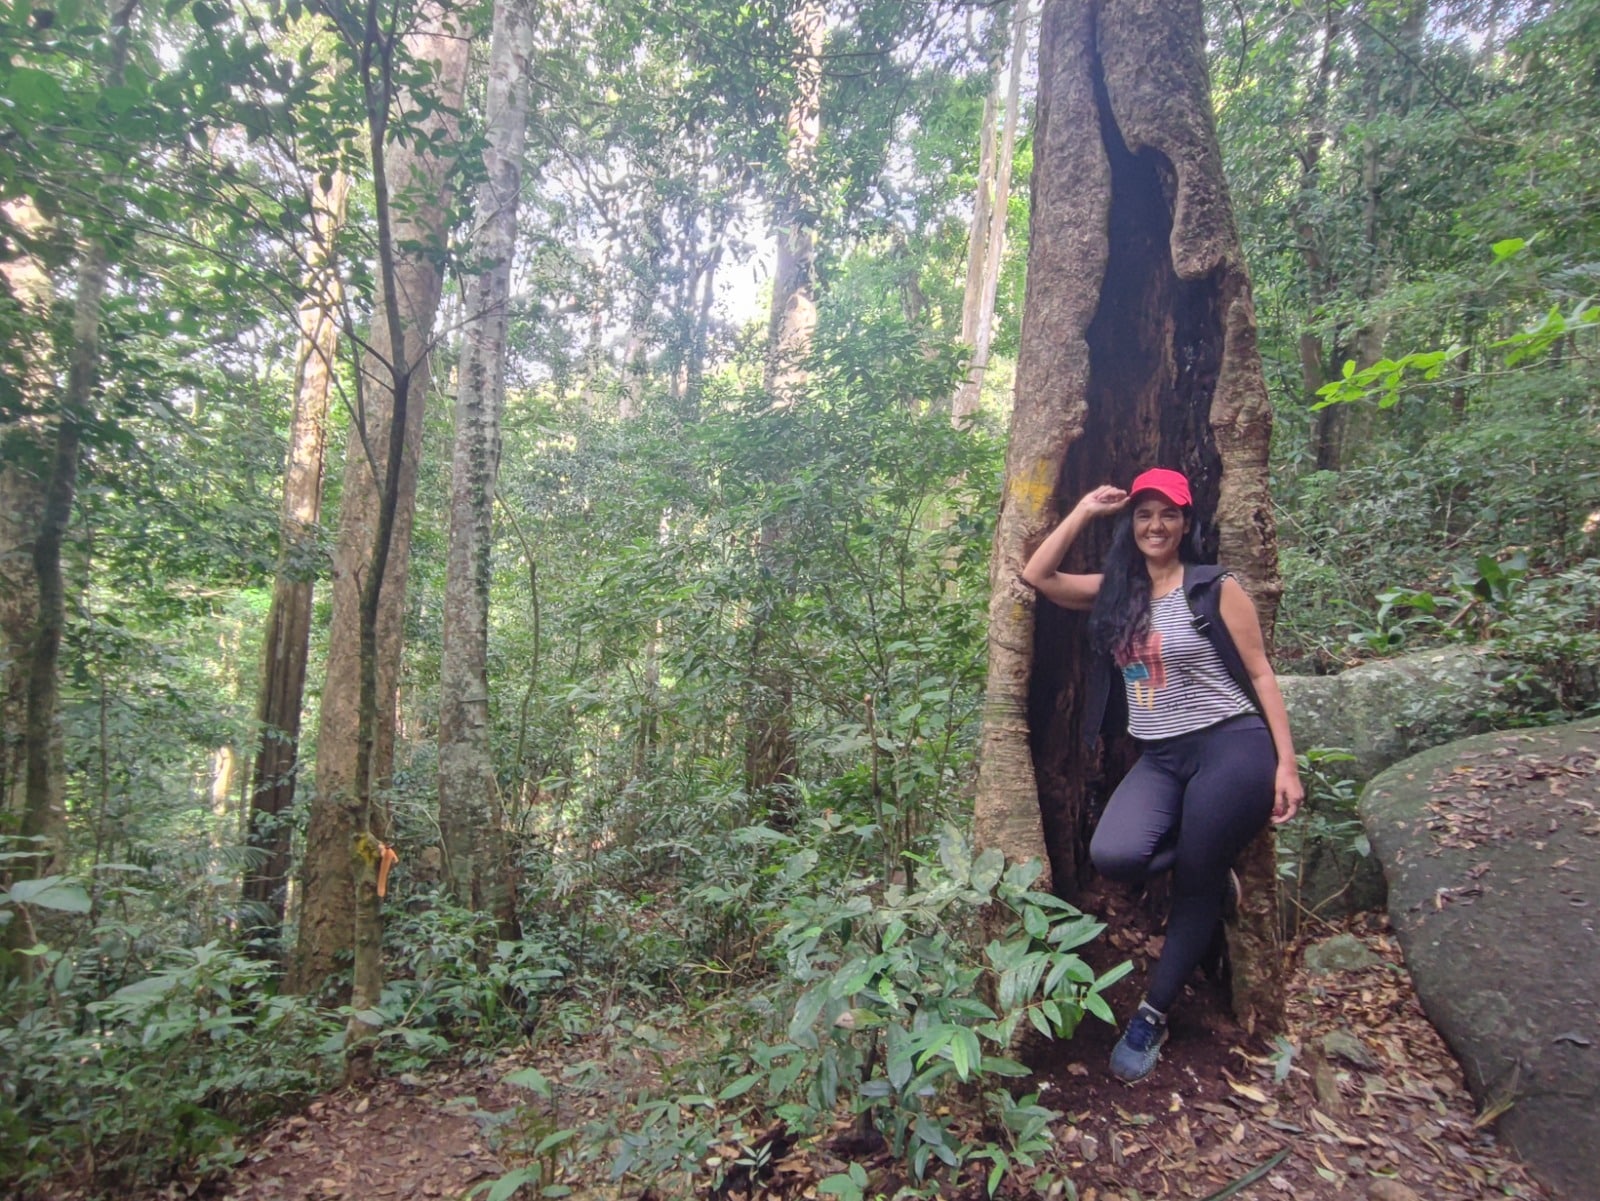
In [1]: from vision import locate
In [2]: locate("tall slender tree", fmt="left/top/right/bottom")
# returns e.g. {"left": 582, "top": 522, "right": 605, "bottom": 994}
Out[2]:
{"left": 6, "top": 2, "right": 140, "bottom": 978}
{"left": 438, "top": 0, "right": 535, "bottom": 937}
{"left": 954, "top": 0, "right": 1029, "bottom": 426}
{"left": 746, "top": 0, "right": 827, "bottom": 808}
{"left": 288, "top": 2, "right": 470, "bottom": 1023}
{"left": 0, "top": 199, "right": 53, "bottom": 831}
{"left": 242, "top": 171, "right": 349, "bottom": 954}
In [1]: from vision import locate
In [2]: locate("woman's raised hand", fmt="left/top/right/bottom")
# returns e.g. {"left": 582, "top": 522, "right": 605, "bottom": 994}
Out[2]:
{"left": 1075, "top": 485, "right": 1129, "bottom": 517}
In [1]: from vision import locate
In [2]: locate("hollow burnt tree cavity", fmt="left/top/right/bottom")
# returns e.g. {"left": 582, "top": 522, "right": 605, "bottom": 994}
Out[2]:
{"left": 974, "top": 0, "right": 1282, "bottom": 1031}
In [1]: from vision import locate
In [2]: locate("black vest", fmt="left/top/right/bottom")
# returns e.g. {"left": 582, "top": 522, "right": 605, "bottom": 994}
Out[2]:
{"left": 1080, "top": 563, "right": 1266, "bottom": 747}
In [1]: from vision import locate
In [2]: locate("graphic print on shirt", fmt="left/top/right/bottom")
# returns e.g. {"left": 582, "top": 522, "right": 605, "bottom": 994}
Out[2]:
{"left": 1118, "top": 630, "right": 1166, "bottom": 709}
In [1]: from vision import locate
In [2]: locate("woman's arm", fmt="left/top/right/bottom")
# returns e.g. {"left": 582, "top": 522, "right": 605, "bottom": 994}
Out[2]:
{"left": 1020, "top": 486, "right": 1125, "bottom": 611}
{"left": 1217, "top": 577, "right": 1303, "bottom": 824}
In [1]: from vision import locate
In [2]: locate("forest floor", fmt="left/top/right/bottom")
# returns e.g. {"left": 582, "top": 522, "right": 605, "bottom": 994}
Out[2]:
{"left": 198, "top": 905, "right": 1554, "bottom": 1201}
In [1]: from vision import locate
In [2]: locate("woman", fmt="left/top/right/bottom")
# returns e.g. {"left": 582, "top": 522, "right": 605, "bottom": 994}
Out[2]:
{"left": 1020, "top": 468, "right": 1302, "bottom": 1082}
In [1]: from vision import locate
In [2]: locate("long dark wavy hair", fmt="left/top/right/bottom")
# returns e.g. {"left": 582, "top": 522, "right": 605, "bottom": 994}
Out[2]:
{"left": 1088, "top": 506, "right": 1204, "bottom": 663}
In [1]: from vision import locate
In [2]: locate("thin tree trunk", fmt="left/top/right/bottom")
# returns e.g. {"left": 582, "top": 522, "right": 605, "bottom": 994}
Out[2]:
{"left": 288, "top": 9, "right": 469, "bottom": 1003}
{"left": 954, "top": 0, "right": 1029, "bottom": 426}
{"left": 959, "top": 87, "right": 999, "bottom": 347}
{"left": 973, "top": 0, "right": 1282, "bottom": 1031}
{"left": 7, "top": 7, "right": 138, "bottom": 981}
{"left": 1312, "top": 0, "right": 1424, "bottom": 470}
{"left": 439, "top": 0, "right": 534, "bottom": 941}
{"left": 747, "top": 0, "right": 826, "bottom": 812}
{"left": 0, "top": 200, "right": 53, "bottom": 831}
{"left": 243, "top": 171, "right": 349, "bottom": 955}
{"left": 763, "top": 0, "right": 825, "bottom": 400}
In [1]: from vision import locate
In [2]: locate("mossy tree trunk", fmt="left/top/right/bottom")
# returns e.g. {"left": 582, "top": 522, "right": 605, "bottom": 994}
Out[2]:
{"left": 973, "top": 0, "right": 1283, "bottom": 1033}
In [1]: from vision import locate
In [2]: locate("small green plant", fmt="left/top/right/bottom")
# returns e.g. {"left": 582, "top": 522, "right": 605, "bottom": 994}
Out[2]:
{"left": 761, "top": 824, "right": 1123, "bottom": 1187}
{"left": 1278, "top": 748, "right": 1365, "bottom": 937}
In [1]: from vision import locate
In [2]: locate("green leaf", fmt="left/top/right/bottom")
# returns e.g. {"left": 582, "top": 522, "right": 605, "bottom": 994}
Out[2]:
{"left": 533, "top": 1128, "right": 576, "bottom": 1155}
{"left": 980, "top": 1055, "right": 1030, "bottom": 1077}
{"left": 480, "top": 1166, "right": 542, "bottom": 1201}
{"left": 789, "top": 984, "right": 827, "bottom": 1046}
{"left": 1094, "top": 959, "right": 1134, "bottom": 991}
{"left": 7, "top": 876, "right": 92, "bottom": 913}
{"left": 504, "top": 1068, "right": 552, "bottom": 1098}
{"left": 717, "top": 1074, "right": 761, "bottom": 1101}
{"left": 6, "top": 67, "right": 67, "bottom": 113}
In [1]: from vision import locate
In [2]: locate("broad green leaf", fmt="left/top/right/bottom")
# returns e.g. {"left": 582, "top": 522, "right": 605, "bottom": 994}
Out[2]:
{"left": 7, "top": 876, "right": 91, "bottom": 913}
{"left": 504, "top": 1068, "right": 552, "bottom": 1098}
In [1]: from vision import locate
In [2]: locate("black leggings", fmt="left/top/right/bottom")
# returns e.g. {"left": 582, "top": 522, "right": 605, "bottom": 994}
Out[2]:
{"left": 1089, "top": 715, "right": 1275, "bottom": 1013}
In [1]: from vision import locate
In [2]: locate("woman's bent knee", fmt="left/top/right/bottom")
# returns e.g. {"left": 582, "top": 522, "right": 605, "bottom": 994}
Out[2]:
{"left": 1091, "top": 837, "right": 1148, "bottom": 883}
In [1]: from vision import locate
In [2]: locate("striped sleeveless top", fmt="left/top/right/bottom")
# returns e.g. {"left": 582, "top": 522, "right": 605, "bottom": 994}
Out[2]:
{"left": 1117, "top": 581, "right": 1257, "bottom": 740}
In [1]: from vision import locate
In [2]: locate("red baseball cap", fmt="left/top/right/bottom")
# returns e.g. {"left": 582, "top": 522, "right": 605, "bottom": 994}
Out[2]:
{"left": 1128, "top": 468, "right": 1192, "bottom": 507}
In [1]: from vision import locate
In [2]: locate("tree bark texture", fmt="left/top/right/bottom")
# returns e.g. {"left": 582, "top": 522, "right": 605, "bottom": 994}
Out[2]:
{"left": 242, "top": 171, "right": 348, "bottom": 953}
{"left": 973, "top": 0, "right": 1282, "bottom": 1031}
{"left": 0, "top": 200, "right": 53, "bottom": 832}
{"left": 954, "top": 0, "right": 1029, "bottom": 426}
{"left": 289, "top": 16, "right": 469, "bottom": 997}
{"left": 438, "top": 0, "right": 533, "bottom": 939}
{"left": 763, "top": 0, "right": 825, "bottom": 400}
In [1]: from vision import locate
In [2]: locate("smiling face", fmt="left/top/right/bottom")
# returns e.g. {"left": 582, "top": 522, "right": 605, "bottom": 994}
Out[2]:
{"left": 1131, "top": 493, "right": 1189, "bottom": 567}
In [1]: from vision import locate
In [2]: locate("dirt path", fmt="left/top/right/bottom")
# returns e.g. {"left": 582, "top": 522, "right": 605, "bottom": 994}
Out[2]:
{"left": 205, "top": 918, "right": 1550, "bottom": 1201}
{"left": 216, "top": 1064, "right": 517, "bottom": 1200}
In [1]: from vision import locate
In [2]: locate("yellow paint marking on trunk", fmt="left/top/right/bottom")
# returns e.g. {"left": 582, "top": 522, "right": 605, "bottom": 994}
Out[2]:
{"left": 1009, "top": 457, "right": 1058, "bottom": 516}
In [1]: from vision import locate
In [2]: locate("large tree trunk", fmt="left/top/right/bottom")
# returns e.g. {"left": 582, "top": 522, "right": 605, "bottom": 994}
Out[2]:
{"left": 438, "top": 0, "right": 533, "bottom": 940}
{"left": 288, "top": 13, "right": 469, "bottom": 1000}
{"left": 973, "top": 0, "right": 1282, "bottom": 1032}
{"left": 953, "top": 0, "right": 1029, "bottom": 427}
{"left": 242, "top": 171, "right": 349, "bottom": 955}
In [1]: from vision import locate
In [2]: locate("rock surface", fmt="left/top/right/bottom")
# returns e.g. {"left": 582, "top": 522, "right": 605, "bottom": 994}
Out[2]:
{"left": 1278, "top": 649, "right": 1509, "bottom": 921}
{"left": 1281, "top": 649, "right": 1507, "bottom": 785}
{"left": 1361, "top": 718, "right": 1600, "bottom": 1201}
{"left": 1302, "top": 932, "right": 1380, "bottom": 974}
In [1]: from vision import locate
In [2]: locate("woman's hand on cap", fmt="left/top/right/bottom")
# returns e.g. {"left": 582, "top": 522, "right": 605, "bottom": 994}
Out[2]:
{"left": 1076, "top": 485, "right": 1129, "bottom": 517}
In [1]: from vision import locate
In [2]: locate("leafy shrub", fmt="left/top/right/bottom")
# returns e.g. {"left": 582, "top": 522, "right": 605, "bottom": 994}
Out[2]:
{"left": 746, "top": 825, "right": 1123, "bottom": 1188}
{"left": 0, "top": 940, "right": 336, "bottom": 1195}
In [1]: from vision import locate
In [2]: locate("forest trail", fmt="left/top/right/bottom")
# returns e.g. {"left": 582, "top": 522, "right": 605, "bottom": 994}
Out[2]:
{"left": 203, "top": 920, "right": 1551, "bottom": 1201}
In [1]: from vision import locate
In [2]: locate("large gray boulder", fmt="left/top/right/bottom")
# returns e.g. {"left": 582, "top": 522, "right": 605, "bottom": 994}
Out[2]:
{"left": 1278, "top": 648, "right": 1507, "bottom": 919}
{"left": 1360, "top": 718, "right": 1600, "bottom": 1201}
{"left": 1280, "top": 648, "right": 1506, "bottom": 784}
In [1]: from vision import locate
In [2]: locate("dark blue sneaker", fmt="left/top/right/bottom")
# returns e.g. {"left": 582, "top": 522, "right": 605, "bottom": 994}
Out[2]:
{"left": 1109, "top": 1002, "right": 1168, "bottom": 1082}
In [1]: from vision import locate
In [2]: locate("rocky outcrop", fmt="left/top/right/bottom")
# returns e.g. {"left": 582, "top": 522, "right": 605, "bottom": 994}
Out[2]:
{"left": 1277, "top": 649, "right": 1509, "bottom": 921}
{"left": 1360, "top": 719, "right": 1600, "bottom": 1201}
{"left": 1280, "top": 649, "right": 1507, "bottom": 784}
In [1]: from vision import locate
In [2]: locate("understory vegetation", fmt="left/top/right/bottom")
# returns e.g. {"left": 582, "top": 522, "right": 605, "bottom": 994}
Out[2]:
{"left": 3, "top": 0, "right": 1599, "bottom": 1196}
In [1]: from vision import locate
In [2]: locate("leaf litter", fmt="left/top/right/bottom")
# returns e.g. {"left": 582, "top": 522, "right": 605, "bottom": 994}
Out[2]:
{"left": 179, "top": 912, "right": 1550, "bottom": 1201}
